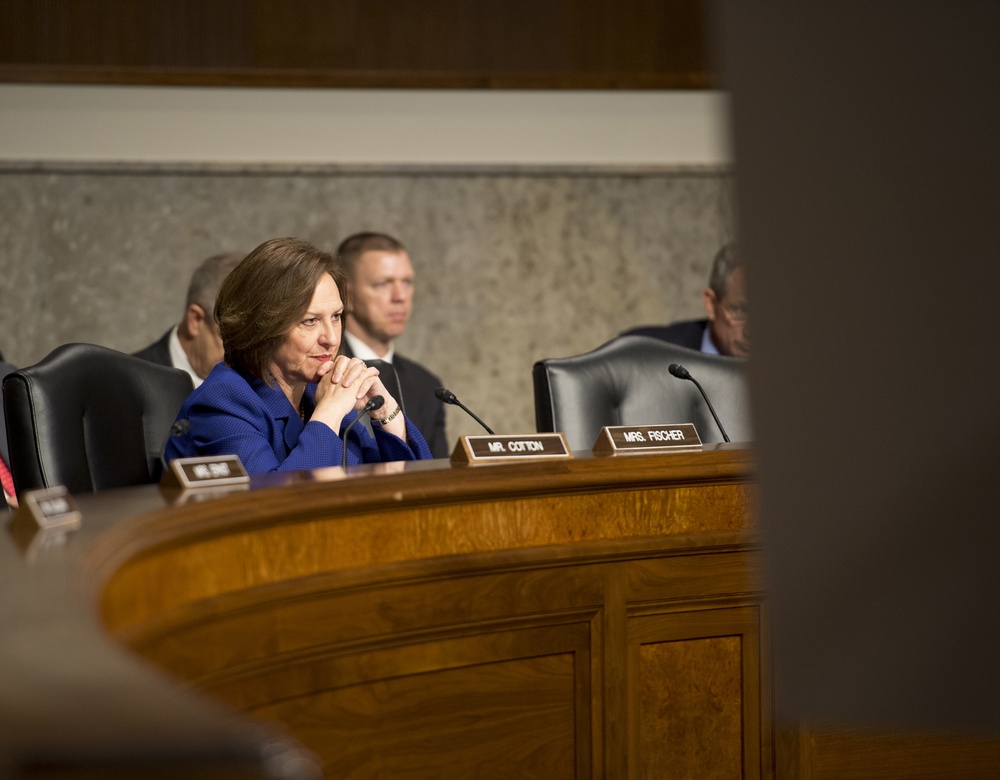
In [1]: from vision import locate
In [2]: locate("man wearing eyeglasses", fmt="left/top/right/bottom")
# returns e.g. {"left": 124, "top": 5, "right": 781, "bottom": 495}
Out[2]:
{"left": 622, "top": 243, "right": 750, "bottom": 358}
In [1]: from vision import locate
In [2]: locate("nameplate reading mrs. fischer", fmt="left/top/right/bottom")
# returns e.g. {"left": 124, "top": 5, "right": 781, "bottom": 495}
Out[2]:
{"left": 161, "top": 454, "right": 251, "bottom": 490}
{"left": 451, "top": 433, "right": 572, "bottom": 466}
{"left": 592, "top": 423, "right": 702, "bottom": 456}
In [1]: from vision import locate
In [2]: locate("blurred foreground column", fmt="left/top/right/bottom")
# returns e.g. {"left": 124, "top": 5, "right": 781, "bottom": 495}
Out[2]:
{"left": 717, "top": 0, "right": 1000, "bottom": 732}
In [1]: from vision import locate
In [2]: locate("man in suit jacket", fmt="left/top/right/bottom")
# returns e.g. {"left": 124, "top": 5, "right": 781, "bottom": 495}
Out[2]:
{"left": 337, "top": 232, "right": 449, "bottom": 458}
{"left": 622, "top": 243, "right": 750, "bottom": 358}
{"left": 134, "top": 252, "right": 244, "bottom": 387}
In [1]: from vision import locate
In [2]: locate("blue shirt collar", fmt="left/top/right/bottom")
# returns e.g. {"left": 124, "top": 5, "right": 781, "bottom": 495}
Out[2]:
{"left": 700, "top": 324, "right": 721, "bottom": 355}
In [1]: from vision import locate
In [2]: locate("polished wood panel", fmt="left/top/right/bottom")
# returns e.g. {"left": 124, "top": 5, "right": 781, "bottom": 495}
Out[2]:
{"left": 6, "top": 445, "right": 998, "bottom": 776}
{"left": 631, "top": 609, "right": 762, "bottom": 780}
{"left": 89, "top": 447, "right": 763, "bottom": 779}
{"left": 98, "top": 479, "right": 755, "bottom": 633}
{"left": 778, "top": 728, "right": 1000, "bottom": 780}
{"left": 638, "top": 637, "right": 743, "bottom": 779}
{"left": 0, "top": 0, "right": 715, "bottom": 88}
{"left": 253, "top": 643, "right": 580, "bottom": 778}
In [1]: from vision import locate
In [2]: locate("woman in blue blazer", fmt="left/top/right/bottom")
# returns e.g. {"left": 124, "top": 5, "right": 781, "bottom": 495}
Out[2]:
{"left": 165, "top": 238, "right": 431, "bottom": 473}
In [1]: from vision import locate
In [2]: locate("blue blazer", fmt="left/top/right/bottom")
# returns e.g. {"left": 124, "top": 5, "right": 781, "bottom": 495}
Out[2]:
{"left": 165, "top": 363, "right": 431, "bottom": 473}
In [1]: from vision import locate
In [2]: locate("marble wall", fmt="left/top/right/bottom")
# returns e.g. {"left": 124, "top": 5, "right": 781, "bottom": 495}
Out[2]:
{"left": 0, "top": 163, "right": 733, "bottom": 447}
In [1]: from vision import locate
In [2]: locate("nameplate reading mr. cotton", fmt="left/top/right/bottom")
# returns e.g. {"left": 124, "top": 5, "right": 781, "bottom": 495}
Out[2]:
{"left": 451, "top": 433, "right": 572, "bottom": 466}
{"left": 161, "top": 454, "right": 250, "bottom": 490}
{"left": 593, "top": 423, "right": 702, "bottom": 456}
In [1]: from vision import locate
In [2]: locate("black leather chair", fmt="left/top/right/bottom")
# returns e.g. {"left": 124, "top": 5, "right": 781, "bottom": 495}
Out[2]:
{"left": 532, "top": 335, "right": 752, "bottom": 450}
{"left": 2, "top": 343, "right": 194, "bottom": 494}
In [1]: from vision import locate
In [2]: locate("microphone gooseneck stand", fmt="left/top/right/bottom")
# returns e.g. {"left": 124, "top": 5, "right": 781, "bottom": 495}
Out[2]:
{"left": 341, "top": 396, "right": 385, "bottom": 468}
{"left": 434, "top": 387, "right": 495, "bottom": 435}
{"left": 667, "top": 363, "right": 731, "bottom": 443}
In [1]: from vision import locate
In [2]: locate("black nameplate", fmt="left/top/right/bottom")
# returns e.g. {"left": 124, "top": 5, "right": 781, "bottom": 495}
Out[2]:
{"left": 161, "top": 454, "right": 250, "bottom": 490}
{"left": 19, "top": 485, "right": 83, "bottom": 531}
{"left": 451, "top": 433, "right": 572, "bottom": 466}
{"left": 592, "top": 423, "right": 702, "bottom": 456}
{"left": 8, "top": 485, "right": 83, "bottom": 559}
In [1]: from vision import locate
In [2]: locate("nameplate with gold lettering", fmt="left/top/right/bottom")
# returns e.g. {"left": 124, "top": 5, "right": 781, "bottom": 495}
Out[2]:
{"left": 592, "top": 423, "right": 702, "bottom": 456}
{"left": 451, "top": 433, "right": 572, "bottom": 465}
{"left": 161, "top": 454, "right": 250, "bottom": 489}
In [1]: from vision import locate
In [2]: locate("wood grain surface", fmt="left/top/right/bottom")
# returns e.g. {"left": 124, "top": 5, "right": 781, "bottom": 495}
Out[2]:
{"left": 7, "top": 445, "right": 995, "bottom": 777}
{"left": 0, "top": 0, "right": 713, "bottom": 89}
{"left": 94, "top": 447, "right": 765, "bottom": 779}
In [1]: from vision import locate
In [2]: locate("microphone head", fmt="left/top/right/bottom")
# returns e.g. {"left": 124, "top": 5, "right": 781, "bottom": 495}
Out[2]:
{"left": 435, "top": 387, "right": 458, "bottom": 405}
{"left": 668, "top": 363, "right": 692, "bottom": 380}
{"left": 365, "top": 395, "right": 385, "bottom": 412}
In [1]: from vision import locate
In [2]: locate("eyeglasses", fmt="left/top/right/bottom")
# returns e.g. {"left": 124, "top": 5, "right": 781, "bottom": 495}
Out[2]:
{"left": 721, "top": 303, "right": 748, "bottom": 323}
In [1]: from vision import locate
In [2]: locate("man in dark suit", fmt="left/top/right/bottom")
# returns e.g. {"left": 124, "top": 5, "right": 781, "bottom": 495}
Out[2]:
{"left": 337, "top": 232, "right": 449, "bottom": 458}
{"left": 134, "top": 252, "right": 244, "bottom": 387}
{"left": 623, "top": 243, "right": 750, "bottom": 358}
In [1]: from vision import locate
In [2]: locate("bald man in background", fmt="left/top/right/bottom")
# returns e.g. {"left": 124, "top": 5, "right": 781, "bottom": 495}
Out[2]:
{"left": 134, "top": 251, "right": 243, "bottom": 387}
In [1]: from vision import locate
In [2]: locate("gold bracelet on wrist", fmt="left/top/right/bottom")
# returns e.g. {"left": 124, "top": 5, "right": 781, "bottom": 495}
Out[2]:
{"left": 372, "top": 403, "right": 402, "bottom": 426}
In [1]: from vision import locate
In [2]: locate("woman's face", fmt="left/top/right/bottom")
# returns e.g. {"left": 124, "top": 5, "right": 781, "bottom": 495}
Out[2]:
{"left": 270, "top": 273, "right": 344, "bottom": 388}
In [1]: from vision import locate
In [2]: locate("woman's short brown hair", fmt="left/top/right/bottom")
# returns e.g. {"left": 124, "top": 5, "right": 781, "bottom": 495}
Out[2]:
{"left": 215, "top": 237, "right": 348, "bottom": 383}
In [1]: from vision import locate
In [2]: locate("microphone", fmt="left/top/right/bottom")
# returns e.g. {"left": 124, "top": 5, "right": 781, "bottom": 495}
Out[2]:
{"left": 668, "top": 363, "right": 731, "bottom": 443}
{"left": 158, "top": 418, "right": 191, "bottom": 480}
{"left": 341, "top": 395, "right": 385, "bottom": 468}
{"left": 435, "top": 387, "right": 495, "bottom": 435}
